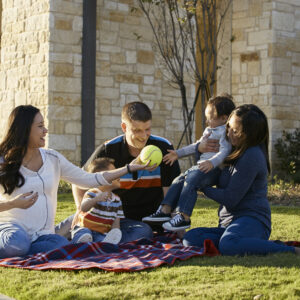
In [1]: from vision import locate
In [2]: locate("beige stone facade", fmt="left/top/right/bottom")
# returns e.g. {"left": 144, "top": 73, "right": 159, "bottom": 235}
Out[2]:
{"left": 219, "top": 0, "right": 300, "bottom": 165}
{"left": 0, "top": 0, "right": 299, "bottom": 170}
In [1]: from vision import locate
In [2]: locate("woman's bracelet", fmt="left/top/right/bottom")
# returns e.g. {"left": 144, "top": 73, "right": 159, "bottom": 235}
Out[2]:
{"left": 126, "top": 164, "right": 132, "bottom": 174}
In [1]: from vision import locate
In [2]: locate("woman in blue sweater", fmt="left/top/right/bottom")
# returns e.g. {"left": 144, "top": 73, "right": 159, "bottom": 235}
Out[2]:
{"left": 183, "top": 104, "right": 300, "bottom": 255}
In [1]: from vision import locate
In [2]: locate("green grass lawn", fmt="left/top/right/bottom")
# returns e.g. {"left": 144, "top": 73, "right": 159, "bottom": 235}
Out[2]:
{"left": 1, "top": 193, "right": 300, "bottom": 300}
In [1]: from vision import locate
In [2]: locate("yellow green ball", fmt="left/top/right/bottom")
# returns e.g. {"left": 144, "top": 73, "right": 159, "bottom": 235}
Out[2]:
{"left": 140, "top": 145, "right": 163, "bottom": 167}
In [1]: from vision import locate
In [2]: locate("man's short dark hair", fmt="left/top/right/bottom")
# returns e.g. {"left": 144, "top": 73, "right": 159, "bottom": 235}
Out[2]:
{"left": 208, "top": 93, "right": 235, "bottom": 117}
{"left": 121, "top": 102, "right": 152, "bottom": 122}
{"left": 87, "top": 157, "right": 115, "bottom": 173}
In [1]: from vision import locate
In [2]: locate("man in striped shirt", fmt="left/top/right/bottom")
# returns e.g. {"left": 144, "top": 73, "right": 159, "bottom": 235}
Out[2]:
{"left": 74, "top": 102, "right": 181, "bottom": 223}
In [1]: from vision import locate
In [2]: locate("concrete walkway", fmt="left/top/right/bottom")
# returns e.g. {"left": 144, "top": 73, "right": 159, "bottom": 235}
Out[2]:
{"left": 0, "top": 294, "right": 15, "bottom": 300}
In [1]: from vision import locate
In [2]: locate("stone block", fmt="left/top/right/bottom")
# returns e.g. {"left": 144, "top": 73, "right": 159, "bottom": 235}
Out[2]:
{"left": 105, "top": 1, "right": 117, "bottom": 10}
{"left": 259, "top": 85, "right": 270, "bottom": 95}
{"left": 96, "top": 98, "right": 111, "bottom": 114}
{"left": 96, "top": 115, "right": 121, "bottom": 128}
{"left": 52, "top": 93, "right": 81, "bottom": 106}
{"left": 248, "top": 61, "right": 261, "bottom": 75}
{"left": 50, "top": 77, "right": 81, "bottom": 93}
{"left": 233, "top": 17, "right": 255, "bottom": 29}
{"left": 100, "top": 30, "right": 118, "bottom": 45}
{"left": 97, "top": 52, "right": 110, "bottom": 61}
{"left": 65, "top": 121, "right": 81, "bottom": 134}
{"left": 48, "top": 134, "right": 76, "bottom": 151}
{"left": 125, "top": 16, "right": 141, "bottom": 25}
{"left": 53, "top": 63, "right": 74, "bottom": 77}
{"left": 73, "top": 16, "right": 82, "bottom": 32}
{"left": 55, "top": 19, "right": 72, "bottom": 30}
{"left": 137, "top": 50, "right": 154, "bottom": 65}
{"left": 99, "top": 45, "right": 121, "bottom": 53}
{"left": 292, "top": 76, "right": 300, "bottom": 86}
{"left": 15, "top": 90, "right": 27, "bottom": 106}
{"left": 49, "top": 53, "right": 73, "bottom": 64}
{"left": 50, "top": 30, "right": 81, "bottom": 45}
{"left": 249, "top": 0, "right": 262, "bottom": 17}
{"left": 233, "top": 0, "right": 248, "bottom": 12}
{"left": 292, "top": 65, "right": 300, "bottom": 76}
{"left": 49, "top": 105, "right": 81, "bottom": 121}
{"left": 110, "top": 64, "right": 133, "bottom": 73}
{"left": 144, "top": 76, "right": 154, "bottom": 85}
{"left": 240, "top": 52, "right": 260, "bottom": 62}
{"left": 109, "top": 11, "right": 125, "bottom": 23}
{"left": 118, "top": 3, "right": 129, "bottom": 12}
{"left": 51, "top": 1, "right": 81, "bottom": 15}
{"left": 126, "top": 51, "right": 137, "bottom": 64}
{"left": 96, "top": 76, "right": 114, "bottom": 87}
{"left": 281, "top": 72, "right": 292, "bottom": 85}
{"left": 96, "top": 62, "right": 111, "bottom": 75}
{"left": 248, "top": 30, "right": 273, "bottom": 45}
{"left": 276, "top": 85, "right": 288, "bottom": 95}
{"left": 142, "top": 85, "right": 157, "bottom": 94}
{"left": 96, "top": 87, "right": 120, "bottom": 99}
{"left": 95, "top": 128, "right": 118, "bottom": 141}
{"left": 232, "top": 41, "right": 247, "bottom": 53}
{"left": 115, "top": 73, "right": 143, "bottom": 84}
{"left": 137, "top": 63, "right": 155, "bottom": 75}
{"left": 120, "top": 83, "right": 139, "bottom": 94}
{"left": 232, "top": 58, "right": 241, "bottom": 74}
{"left": 273, "top": 11, "right": 294, "bottom": 32}
{"left": 274, "top": 57, "right": 291, "bottom": 73}
{"left": 111, "top": 53, "right": 126, "bottom": 64}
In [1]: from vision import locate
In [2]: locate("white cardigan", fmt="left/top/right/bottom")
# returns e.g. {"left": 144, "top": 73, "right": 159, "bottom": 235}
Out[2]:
{"left": 0, "top": 148, "right": 110, "bottom": 242}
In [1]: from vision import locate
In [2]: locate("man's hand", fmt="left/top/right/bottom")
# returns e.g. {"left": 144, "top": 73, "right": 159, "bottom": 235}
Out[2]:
{"left": 163, "top": 150, "right": 178, "bottom": 166}
{"left": 11, "top": 192, "right": 38, "bottom": 209}
{"left": 198, "top": 160, "right": 214, "bottom": 173}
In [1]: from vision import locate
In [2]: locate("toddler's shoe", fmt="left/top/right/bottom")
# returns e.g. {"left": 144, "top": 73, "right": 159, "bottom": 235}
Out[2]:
{"left": 162, "top": 213, "right": 191, "bottom": 231}
{"left": 103, "top": 228, "right": 122, "bottom": 245}
{"left": 74, "top": 232, "right": 93, "bottom": 243}
{"left": 142, "top": 208, "right": 171, "bottom": 222}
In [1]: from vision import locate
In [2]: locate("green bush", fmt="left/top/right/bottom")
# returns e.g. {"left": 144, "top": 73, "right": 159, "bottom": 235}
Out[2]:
{"left": 58, "top": 180, "right": 72, "bottom": 194}
{"left": 274, "top": 128, "right": 300, "bottom": 183}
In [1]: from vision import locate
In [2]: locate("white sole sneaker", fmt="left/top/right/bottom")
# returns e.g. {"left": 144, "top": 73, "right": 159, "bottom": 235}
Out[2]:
{"left": 162, "top": 222, "right": 191, "bottom": 232}
{"left": 76, "top": 233, "right": 93, "bottom": 243}
{"left": 102, "top": 228, "right": 122, "bottom": 244}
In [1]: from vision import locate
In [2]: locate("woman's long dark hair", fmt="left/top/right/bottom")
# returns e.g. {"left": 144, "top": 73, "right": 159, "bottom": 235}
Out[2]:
{"left": 0, "top": 105, "right": 40, "bottom": 194}
{"left": 225, "top": 104, "right": 270, "bottom": 173}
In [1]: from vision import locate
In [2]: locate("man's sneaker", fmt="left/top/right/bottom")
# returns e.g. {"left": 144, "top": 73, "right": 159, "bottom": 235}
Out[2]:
{"left": 102, "top": 228, "right": 122, "bottom": 244}
{"left": 75, "top": 233, "right": 93, "bottom": 243}
{"left": 142, "top": 209, "right": 171, "bottom": 222}
{"left": 162, "top": 213, "right": 191, "bottom": 231}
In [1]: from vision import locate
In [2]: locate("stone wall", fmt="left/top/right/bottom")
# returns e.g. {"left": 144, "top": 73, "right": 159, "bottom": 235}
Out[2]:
{"left": 95, "top": 0, "right": 195, "bottom": 170}
{"left": 0, "top": 0, "right": 194, "bottom": 170}
{"left": 48, "top": 0, "right": 83, "bottom": 163}
{"left": 270, "top": 0, "right": 300, "bottom": 160}
{"left": 0, "top": 0, "right": 50, "bottom": 136}
{"left": 226, "top": 0, "right": 300, "bottom": 168}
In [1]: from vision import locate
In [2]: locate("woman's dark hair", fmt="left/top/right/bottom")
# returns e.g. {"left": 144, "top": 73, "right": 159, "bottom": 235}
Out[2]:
{"left": 0, "top": 105, "right": 40, "bottom": 194}
{"left": 225, "top": 104, "right": 270, "bottom": 173}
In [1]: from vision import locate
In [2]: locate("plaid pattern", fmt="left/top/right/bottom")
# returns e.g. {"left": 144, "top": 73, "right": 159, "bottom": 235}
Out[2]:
{"left": 0, "top": 234, "right": 219, "bottom": 272}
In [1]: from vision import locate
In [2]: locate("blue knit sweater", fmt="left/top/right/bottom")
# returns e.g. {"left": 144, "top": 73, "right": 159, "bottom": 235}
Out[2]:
{"left": 202, "top": 146, "right": 271, "bottom": 231}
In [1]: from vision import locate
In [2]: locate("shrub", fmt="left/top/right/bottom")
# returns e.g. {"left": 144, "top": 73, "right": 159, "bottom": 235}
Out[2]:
{"left": 58, "top": 180, "right": 72, "bottom": 194}
{"left": 274, "top": 128, "right": 300, "bottom": 183}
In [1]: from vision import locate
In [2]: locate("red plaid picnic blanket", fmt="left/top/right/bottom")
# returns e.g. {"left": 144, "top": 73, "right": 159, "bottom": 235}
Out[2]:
{"left": 0, "top": 234, "right": 219, "bottom": 272}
